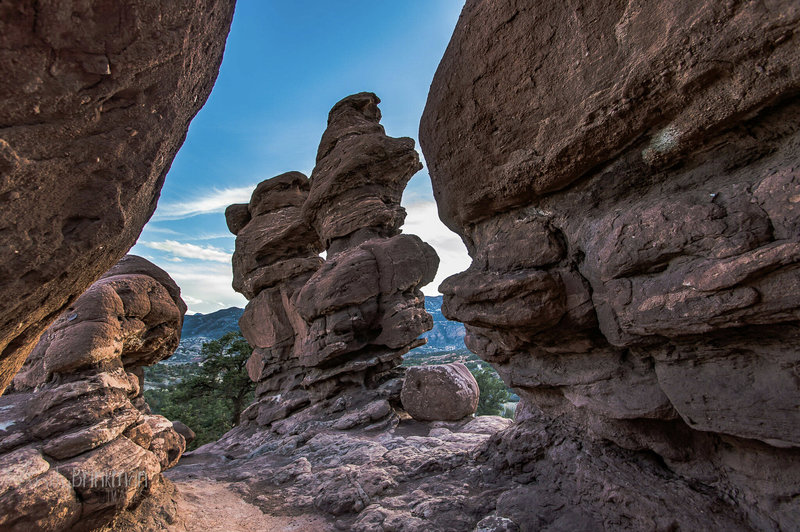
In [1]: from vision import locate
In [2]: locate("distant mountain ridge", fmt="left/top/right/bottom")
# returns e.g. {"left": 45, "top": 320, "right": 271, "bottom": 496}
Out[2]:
{"left": 418, "top": 295, "right": 467, "bottom": 353}
{"left": 182, "top": 307, "right": 243, "bottom": 339}
{"left": 169, "top": 297, "right": 466, "bottom": 365}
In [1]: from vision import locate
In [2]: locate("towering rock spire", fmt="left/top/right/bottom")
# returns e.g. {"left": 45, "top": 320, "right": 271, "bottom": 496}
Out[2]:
{"left": 227, "top": 93, "right": 438, "bottom": 433}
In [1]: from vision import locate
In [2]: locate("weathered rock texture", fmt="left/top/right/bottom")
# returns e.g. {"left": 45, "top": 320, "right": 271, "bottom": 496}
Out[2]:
{"left": 401, "top": 363, "right": 479, "bottom": 421}
{"left": 165, "top": 85, "right": 766, "bottom": 530}
{"left": 420, "top": 1, "right": 800, "bottom": 529}
{"left": 227, "top": 93, "right": 439, "bottom": 435}
{"left": 173, "top": 410, "right": 751, "bottom": 531}
{"left": 0, "top": 0, "right": 236, "bottom": 394}
{"left": 0, "top": 256, "right": 188, "bottom": 531}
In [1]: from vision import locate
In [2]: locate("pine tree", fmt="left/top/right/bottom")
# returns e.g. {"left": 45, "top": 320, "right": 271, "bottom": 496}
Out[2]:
{"left": 144, "top": 331, "right": 255, "bottom": 450}
{"left": 472, "top": 366, "right": 511, "bottom": 416}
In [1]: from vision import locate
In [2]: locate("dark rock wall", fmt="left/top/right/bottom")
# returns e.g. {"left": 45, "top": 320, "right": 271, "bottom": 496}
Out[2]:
{"left": 0, "top": 256, "right": 188, "bottom": 531}
{"left": 420, "top": 1, "right": 800, "bottom": 529}
{"left": 0, "top": 0, "right": 236, "bottom": 394}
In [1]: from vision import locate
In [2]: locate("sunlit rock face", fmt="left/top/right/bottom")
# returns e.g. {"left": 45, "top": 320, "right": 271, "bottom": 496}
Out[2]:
{"left": 420, "top": 0, "right": 800, "bottom": 529}
{"left": 0, "top": 256, "right": 188, "bottom": 531}
{"left": 0, "top": 0, "right": 235, "bottom": 395}
{"left": 227, "top": 93, "right": 439, "bottom": 434}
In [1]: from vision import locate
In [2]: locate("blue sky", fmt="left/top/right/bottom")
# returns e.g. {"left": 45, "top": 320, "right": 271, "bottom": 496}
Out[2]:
{"left": 131, "top": 1, "right": 469, "bottom": 314}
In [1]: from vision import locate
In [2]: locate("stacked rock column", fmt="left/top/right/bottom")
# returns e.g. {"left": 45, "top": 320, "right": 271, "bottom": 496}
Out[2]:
{"left": 226, "top": 171, "right": 324, "bottom": 427}
{"left": 0, "top": 256, "right": 188, "bottom": 531}
{"left": 228, "top": 93, "right": 439, "bottom": 432}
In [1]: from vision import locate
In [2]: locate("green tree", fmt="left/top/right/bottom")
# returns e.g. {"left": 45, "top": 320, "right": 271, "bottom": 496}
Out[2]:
{"left": 144, "top": 331, "right": 255, "bottom": 450}
{"left": 180, "top": 331, "right": 255, "bottom": 426}
{"left": 471, "top": 366, "right": 511, "bottom": 416}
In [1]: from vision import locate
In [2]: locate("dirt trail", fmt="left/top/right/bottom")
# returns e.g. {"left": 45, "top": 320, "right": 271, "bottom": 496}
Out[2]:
{"left": 171, "top": 479, "right": 333, "bottom": 532}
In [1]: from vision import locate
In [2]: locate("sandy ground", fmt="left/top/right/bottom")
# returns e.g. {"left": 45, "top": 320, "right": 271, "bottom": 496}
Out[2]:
{"left": 171, "top": 479, "right": 334, "bottom": 532}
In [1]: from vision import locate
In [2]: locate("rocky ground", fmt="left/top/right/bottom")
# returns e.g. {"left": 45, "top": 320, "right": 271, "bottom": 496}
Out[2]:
{"left": 153, "top": 409, "right": 752, "bottom": 532}
{"left": 170, "top": 479, "right": 332, "bottom": 532}
{"left": 166, "top": 416, "right": 512, "bottom": 531}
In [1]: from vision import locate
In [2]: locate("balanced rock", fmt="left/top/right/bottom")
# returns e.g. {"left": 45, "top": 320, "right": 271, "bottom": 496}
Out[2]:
{"left": 420, "top": 1, "right": 800, "bottom": 529}
{"left": 227, "top": 93, "right": 438, "bottom": 434}
{"left": 0, "top": 0, "right": 235, "bottom": 394}
{"left": 401, "top": 363, "right": 479, "bottom": 421}
{"left": 0, "top": 256, "right": 188, "bottom": 530}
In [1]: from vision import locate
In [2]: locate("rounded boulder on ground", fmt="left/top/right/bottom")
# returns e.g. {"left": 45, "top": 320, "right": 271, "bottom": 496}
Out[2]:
{"left": 401, "top": 362, "right": 479, "bottom": 421}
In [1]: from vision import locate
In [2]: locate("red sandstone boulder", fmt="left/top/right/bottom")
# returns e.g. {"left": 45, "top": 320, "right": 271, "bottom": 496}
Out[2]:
{"left": 172, "top": 421, "right": 196, "bottom": 445}
{"left": 401, "top": 363, "right": 479, "bottom": 421}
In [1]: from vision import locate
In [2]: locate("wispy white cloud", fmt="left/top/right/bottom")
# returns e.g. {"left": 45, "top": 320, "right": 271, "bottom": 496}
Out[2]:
{"left": 148, "top": 261, "right": 246, "bottom": 314}
{"left": 140, "top": 240, "right": 231, "bottom": 263}
{"left": 151, "top": 185, "right": 256, "bottom": 221}
{"left": 402, "top": 199, "right": 472, "bottom": 295}
{"left": 141, "top": 225, "right": 184, "bottom": 236}
{"left": 187, "top": 233, "right": 236, "bottom": 241}
{"left": 183, "top": 295, "right": 204, "bottom": 305}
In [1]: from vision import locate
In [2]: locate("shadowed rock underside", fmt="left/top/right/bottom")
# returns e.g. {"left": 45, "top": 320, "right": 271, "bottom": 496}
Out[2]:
{"left": 420, "top": 1, "right": 800, "bottom": 530}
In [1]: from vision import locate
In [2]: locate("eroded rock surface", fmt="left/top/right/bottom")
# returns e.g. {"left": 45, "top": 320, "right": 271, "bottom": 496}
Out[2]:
{"left": 226, "top": 93, "right": 438, "bottom": 436}
{"left": 0, "top": 256, "right": 188, "bottom": 531}
{"left": 420, "top": 1, "right": 800, "bottom": 529}
{"left": 0, "top": 0, "right": 235, "bottom": 394}
{"left": 171, "top": 87, "right": 748, "bottom": 532}
{"left": 171, "top": 411, "right": 750, "bottom": 532}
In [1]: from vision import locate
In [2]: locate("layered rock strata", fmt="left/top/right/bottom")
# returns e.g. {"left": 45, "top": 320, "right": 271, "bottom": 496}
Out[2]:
{"left": 420, "top": 1, "right": 800, "bottom": 529}
{"left": 225, "top": 93, "right": 438, "bottom": 435}
{"left": 0, "top": 0, "right": 235, "bottom": 394}
{"left": 0, "top": 256, "right": 188, "bottom": 531}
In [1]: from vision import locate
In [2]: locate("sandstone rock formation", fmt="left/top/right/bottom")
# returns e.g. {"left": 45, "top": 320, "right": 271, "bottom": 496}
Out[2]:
{"left": 226, "top": 93, "right": 438, "bottom": 436}
{"left": 401, "top": 362, "right": 479, "bottom": 421}
{"left": 420, "top": 1, "right": 800, "bottom": 529}
{"left": 163, "top": 84, "right": 770, "bottom": 530}
{"left": 0, "top": 256, "right": 188, "bottom": 531}
{"left": 169, "top": 88, "right": 744, "bottom": 531}
{"left": 172, "top": 421, "right": 196, "bottom": 446}
{"left": 0, "top": 0, "right": 236, "bottom": 394}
